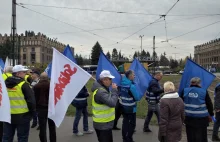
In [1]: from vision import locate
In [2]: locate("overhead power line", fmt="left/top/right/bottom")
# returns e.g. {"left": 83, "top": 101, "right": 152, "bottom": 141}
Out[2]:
{"left": 18, "top": 3, "right": 220, "bottom": 17}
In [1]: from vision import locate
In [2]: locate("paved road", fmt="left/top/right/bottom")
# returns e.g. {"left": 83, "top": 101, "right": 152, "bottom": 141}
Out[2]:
{"left": 13, "top": 117, "right": 214, "bottom": 142}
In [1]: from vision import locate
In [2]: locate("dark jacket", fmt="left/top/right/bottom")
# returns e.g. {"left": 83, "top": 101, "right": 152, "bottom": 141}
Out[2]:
{"left": 214, "top": 84, "right": 220, "bottom": 110}
{"left": 5, "top": 76, "right": 36, "bottom": 124}
{"left": 147, "top": 78, "right": 164, "bottom": 103}
{"left": 91, "top": 80, "right": 118, "bottom": 130}
{"left": 33, "top": 79, "right": 50, "bottom": 110}
{"left": 158, "top": 92, "right": 184, "bottom": 142}
{"left": 71, "top": 86, "right": 89, "bottom": 108}
{"left": 180, "top": 85, "right": 214, "bottom": 127}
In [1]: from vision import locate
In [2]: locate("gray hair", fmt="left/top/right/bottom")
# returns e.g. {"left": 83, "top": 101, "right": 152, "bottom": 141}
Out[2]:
{"left": 190, "top": 77, "right": 201, "bottom": 85}
{"left": 164, "top": 81, "right": 175, "bottom": 93}
{"left": 40, "top": 72, "right": 48, "bottom": 80}
{"left": 154, "top": 71, "right": 163, "bottom": 76}
{"left": 5, "top": 66, "right": 13, "bottom": 73}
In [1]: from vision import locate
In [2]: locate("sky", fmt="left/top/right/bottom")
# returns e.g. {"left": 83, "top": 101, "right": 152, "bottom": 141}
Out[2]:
{"left": 0, "top": 0, "right": 220, "bottom": 60}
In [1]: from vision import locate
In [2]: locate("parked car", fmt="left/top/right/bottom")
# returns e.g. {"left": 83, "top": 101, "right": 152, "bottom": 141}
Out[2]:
{"left": 179, "top": 70, "right": 184, "bottom": 74}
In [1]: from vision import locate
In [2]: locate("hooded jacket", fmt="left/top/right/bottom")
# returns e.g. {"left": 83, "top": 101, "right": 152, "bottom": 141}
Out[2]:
{"left": 5, "top": 76, "right": 36, "bottom": 124}
{"left": 91, "top": 80, "right": 118, "bottom": 130}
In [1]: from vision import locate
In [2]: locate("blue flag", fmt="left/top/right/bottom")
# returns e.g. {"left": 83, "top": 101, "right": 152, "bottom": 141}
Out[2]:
{"left": 96, "top": 51, "right": 121, "bottom": 85}
{"left": 178, "top": 58, "right": 216, "bottom": 95}
{"left": 129, "top": 58, "right": 153, "bottom": 100}
{"left": 0, "top": 58, "right": 5, "bottom": 71}
{"left": 45, "top": 45, "right": 76, "bottom": 78}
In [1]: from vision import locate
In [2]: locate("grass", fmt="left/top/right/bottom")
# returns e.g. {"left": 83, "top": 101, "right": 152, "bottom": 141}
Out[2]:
{"left": 66, "top": 74, "right": 217, "bottom": 124}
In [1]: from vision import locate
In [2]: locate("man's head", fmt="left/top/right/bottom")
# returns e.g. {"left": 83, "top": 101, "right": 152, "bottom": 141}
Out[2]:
{"left": 99, "top": 70, "right": 115, "bottom": 87}
{"left": 12, "top": 65, "right": 29, "bottom": 79}
{"left": 125, "top": 70, "right": 135, "bottom": 81}
{"left": 5, "top": 66, "right": 13, "bottom": 73}
{"left": 190, "top": 77, "right": 201, "bottom": 86}
{"left": 154, "top": 71, "right": 163, "bottom": 81}
{"left": 40, "top": 72, "right": 48, "bottom": 80}
{"left": 31, "top": 69, "right": 40, "bottom": 80}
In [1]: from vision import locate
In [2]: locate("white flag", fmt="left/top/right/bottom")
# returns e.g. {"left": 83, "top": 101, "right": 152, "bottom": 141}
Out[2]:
{"left": 48, "top": 48, "right": 91, "bottom": 127}
{"left": 4, "top": 56, "right": 10, "bottom": 72}
{"left": 0, "top": 69, "right": 11, "bottom": 123}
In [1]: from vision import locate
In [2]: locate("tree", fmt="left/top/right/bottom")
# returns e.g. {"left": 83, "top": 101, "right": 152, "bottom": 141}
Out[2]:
{"left": 106, "top": 51, "right": 111, "bottom": 60}
{"left": 112, "top": 48, "right": 118, "bottom": 60}
{"left": 189, "top": 54, "right": 192, "bottom": 59}
{"left": 170, "top": 59, "right": 179, "bottom": 69}
{"left": 118, "top": 50, "right": 122, "bottom": 59}
{"left": 159, "top": 54, "right": 169, "bottom": 66}
{"left": 133, "top": 51, "right": 138, "bottom": 59}
{"left": 146, "top": 51, "right": 150, "bottom": 57}
{"left": 0, "top": 38, "right": 13, "bottom": 62}
{"left": 91, "top": 42, "right": 103, "bottom": 65}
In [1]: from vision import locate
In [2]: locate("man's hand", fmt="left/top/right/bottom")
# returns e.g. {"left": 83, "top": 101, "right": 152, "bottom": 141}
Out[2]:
{"left": 112, "top": 83, "right": 118, "bottom": 89}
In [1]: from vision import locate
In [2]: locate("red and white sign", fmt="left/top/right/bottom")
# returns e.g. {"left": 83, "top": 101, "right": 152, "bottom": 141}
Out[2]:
{"left": 0, "top": 69, "right": 11, "bottom": 123}
{"left": 48, "top": 48, "right": 91, "bottom": 127}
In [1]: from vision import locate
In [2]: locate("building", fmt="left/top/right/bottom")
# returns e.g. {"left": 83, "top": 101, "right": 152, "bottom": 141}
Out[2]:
{"left": 0, "top": 31, "right": 74, "bottom": 65}
{"left": 194, "top": 38, "right": 220, "bottom": 70}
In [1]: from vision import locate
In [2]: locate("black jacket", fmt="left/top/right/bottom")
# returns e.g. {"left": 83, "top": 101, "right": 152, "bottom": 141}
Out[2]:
{"left": 180, "top": 85, "right": 214, "bottom": 127}
{"left": 214, "top": 85, "right": 220, "bottom": 110}
{"left": 5, "top": 76, "right": 36, "bottom": 124}
{"left": 71, "top": 86, "right": 89, "bottom": 108}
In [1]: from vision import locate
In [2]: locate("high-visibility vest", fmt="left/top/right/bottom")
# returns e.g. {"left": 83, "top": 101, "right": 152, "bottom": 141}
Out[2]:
{"left": 7, "top": 81, "right": 29, "bottom": 114}
{"left": 24, "top": 75, "right": 31, "bottom": 84}
{"left": 92, "top": 88, "right": 115, "bottom": 123}
{"left": 2, "top": 73, "right": 12, "bottom": 81}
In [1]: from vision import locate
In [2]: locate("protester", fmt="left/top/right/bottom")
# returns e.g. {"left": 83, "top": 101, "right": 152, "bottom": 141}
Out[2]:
{"left": 33, "top": 72, "right": 56, "bottom": 142}
{"left": 71, "top": 86, "right": 93, "bottom": 136}
{"left": 24, "top": 69, "right": 33, "bottom": 85}
{"left": 181, "top": 77, "right": 214, "bottom": 142}
{"left": 143, "top": 71, "right": 164, "bottom": 132}
{"left": 113, "top": 100, "right": 122, "bottom": 130}
{"left": 212, "top": 83, "right": 220, "bottom": 141}
{"left": 30, "top": 69, "right": 41, "bottom": 129}
{"left": 2, "top": 65, "right": 36, "bottom": 142}
{"left": 158, "top": 81, "right": 184, "bottom": 142}
{"left": 2, "top": 66, "right": 13, "bottom": 81}
{"left": 119, "top": 70, "right": 140, "bottom": 142}
{"left": 91, "top": 70, "right": 118, "bottom": 142}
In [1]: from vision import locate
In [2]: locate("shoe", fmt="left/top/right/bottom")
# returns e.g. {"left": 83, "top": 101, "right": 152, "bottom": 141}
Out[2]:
{"left": 143, "top": 128, "right": 152, "bottom": 132}
{"left": 113, "top": 127, "right": 121, "bottom": 130}
{"left": 37, "top": 126, "right": 40, "bottom": 130}
{"left": 74, "top": 132, "right": 84, "bottom": 136}
{"left": 83, "top": 129, "right": 94, "bottom": 134}
{"left": 31, "top": 124, "right": 37, "bottom": 128}
{"left": 212, "top": 135, "right": 220, "bottom": 141}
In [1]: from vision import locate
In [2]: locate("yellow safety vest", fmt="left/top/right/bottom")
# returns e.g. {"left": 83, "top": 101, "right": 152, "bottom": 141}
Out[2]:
{"left": 7, "top": 81, "right": 29, "bottom": 114}
{"left": 92, "top": 88, "right": 115, "bottom": 123}
{"left": 2, "top": 73, "right": 12, "bottom": 81}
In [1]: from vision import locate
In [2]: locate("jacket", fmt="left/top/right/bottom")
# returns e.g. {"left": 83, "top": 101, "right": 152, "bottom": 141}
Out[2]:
{"left": 119, "top": 76, "right": 139, "bottom": 113}
{"left": 158, "top": 92, "right": 184, "bottom": 142}
{"left": 33, "top": 79, "right": 50, "bottom": 110}
{"left": 180, "top": 85, "right": 214, "bottom": 127}
{"left": 91, "top": 80, "right": 118, "bottom": 130}
{"left": 5, "top": 76, "right": 36, "bottom": 124}
{"left": 71, "top": 86, "right": 89, "bottom": 108}
{"left": 214, "top": 83, "right": 220, "bottom": 110}
{"left": 146, "top": 78, "right": 164, "bottom": 104}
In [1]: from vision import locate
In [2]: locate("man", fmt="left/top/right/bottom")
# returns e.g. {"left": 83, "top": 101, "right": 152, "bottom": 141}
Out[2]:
{"left": 0, "top": 66, "right": 13, "bottom": 142}
{"left": 119, "top": 70, "right": 140, "bottom": 142}
{"left": 2, "top": 65, "right": 36, "bottom": 142}
{"left": 24, "top": 69, "right": 33, "bottom": 85}
{"left": 143, "top": 71, "right": 164, "bottom": 132}
{"left": 181, "top": 77, "right": 214, "bottom": 142}
{"left": 113, "top": 100, "right": 122, "bottom": 130}
{"left": 30, "top": 69, "right": 40, "bottom": 129}
{"left": 33, "top": 72, "right": 56, "bottom": 142}
{"left": 91, "top": 70, "right": 118, "bottom": 142}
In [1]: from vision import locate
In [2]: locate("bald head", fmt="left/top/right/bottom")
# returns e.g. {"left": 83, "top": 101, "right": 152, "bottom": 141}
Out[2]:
{"left": 5, "top": 66, "right": 13, "bottom": 73}
{"left": 40, "top": 72, "right": 48, "bottom": 80}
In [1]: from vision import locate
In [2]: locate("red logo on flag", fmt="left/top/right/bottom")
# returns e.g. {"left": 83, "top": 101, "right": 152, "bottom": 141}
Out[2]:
{"left": 0, "top": 83, "right": 3, "bottom": 106}
{"left": 54, "top": 64, "right": 77, "bottom": 105}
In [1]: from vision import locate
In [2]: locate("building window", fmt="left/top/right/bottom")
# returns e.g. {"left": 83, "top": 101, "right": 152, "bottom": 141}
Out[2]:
{"left": 32, "top": 47, "right": 35, "bottom": 52}
{"left": 35, "top": 41, "right": 38, "bottom": 45}
{"left": 31, "top": 54, "right": 35, "bottom": 61}
{"left": 23, "top": 48, "right": 26, "bottom": 52}
{"left": 23, "top": 54, "right": 26, "bottom": 60}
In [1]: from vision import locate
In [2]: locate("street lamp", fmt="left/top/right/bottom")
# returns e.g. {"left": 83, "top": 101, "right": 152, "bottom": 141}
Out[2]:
{"left": 139, "top": 35, "right": 144, "bottom": 53}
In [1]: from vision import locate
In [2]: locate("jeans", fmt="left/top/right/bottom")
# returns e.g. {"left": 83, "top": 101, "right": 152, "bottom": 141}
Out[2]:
{"left": 143, "top": 103, "right": 160, "bottom": 130}
{"left": 95, "top": 129, "right": 113, "bottom": 142}
{"left": 73, "top": 107, "right": 88, "bottom": 133}
{"left": 213, "top": 112, "right": 220, "bottom": 136}
{"left": 38, "top": 109, "right": 56, "bottom": 142}
{"left": 2, "top": 121, "right": 30, "bottom": 142}
{"left": 32, "top": 111, "right": 38, "bottom": 126}
{"left": 122, "top": 113, "right": 136, "bottom": 142}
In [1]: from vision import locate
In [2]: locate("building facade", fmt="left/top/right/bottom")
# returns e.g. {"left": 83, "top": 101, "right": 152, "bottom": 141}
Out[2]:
{"left": 194, "top": 38, "right": 220, "bottom": 70}
{"left": 0, "top": 31, "right": 74, "bottom": 65}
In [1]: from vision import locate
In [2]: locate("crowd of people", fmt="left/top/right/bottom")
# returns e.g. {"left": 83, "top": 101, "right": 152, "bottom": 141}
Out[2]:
{"left": 0, "top": 64, "right": 220, "bottom": 142}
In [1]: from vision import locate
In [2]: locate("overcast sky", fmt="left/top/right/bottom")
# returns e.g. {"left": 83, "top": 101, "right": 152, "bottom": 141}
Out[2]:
{"left": 1, "top": 0, "right": 220, "bottom": 60}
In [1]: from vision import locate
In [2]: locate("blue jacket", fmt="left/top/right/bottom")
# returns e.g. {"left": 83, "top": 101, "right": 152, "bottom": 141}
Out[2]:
{"left": 119, "top": 76, "right": 140, "bottom": 113}
{"left": 184, "top": 87, "right": 209, "bottom": 117}
{"left": 71, "top": 86, "right": 89, "bottom": 108}
{"left": 146, "top": 78, "right": 164, "bottom": 104}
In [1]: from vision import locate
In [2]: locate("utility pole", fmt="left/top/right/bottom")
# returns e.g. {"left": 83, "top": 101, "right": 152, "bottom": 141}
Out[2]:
{"left": 153, "top": 36, "right": 156, "bottom": 74}
{"left": 172, "top": 53, "right": 179, "bottom": 60}
{"left": 12, "top": 0, "right": 17, "bottom": 66}
{"left": 139, "top": 35, "right": 144, "bottom": 61}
